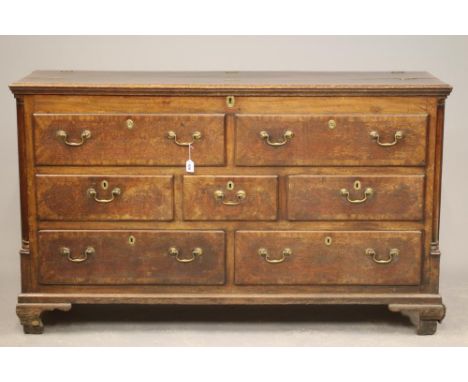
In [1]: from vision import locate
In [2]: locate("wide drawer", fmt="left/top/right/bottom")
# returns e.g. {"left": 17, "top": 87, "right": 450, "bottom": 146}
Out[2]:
{"left": 36, "top": 175, "right": 174, "bottom": 221}
{"left": 183, "top": 175, "right": 278, "bottom": 221}
{"left": 287, "top": 175, "right": 425, "bottom": 221}
{"left": 235, "top": 231, "right": 422, "bottom": 285}
{"left": 38, "top": 230, "right": 225, "bottom": 285}
{"left": 235, "top": 114, "right": 427, "bottom": 166}
{"left": 33, "top": 113, "right": 226, "bottom": 166}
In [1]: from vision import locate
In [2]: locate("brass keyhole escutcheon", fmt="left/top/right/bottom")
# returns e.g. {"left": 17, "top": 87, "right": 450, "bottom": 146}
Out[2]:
{"left": 226, "top": 181, "right": 235, "bottom": 190}
{"left": 325, "top": 236, "right": 332, "bottom": 246}
{"left": 328, "top": 119, "right": 336, "bottom": 129}
{"left": 128, "top": 235, "right": 136, "bottom": 246}
{"left": 353, "top": 180, "right": 361, "bottom": 190}
{"left": 226, "top": 95, "right": 235, "bottom": 108}
{"left": 101, "top": 180, "right": 109, "bottom": 190}
{"left": 126, "top": 119, "right": 134, "bottom": 129}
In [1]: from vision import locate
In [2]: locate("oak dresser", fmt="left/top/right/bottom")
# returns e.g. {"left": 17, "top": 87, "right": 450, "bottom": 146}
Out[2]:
{"left": 10, "top": 71, "right": 452, "bottom": 334}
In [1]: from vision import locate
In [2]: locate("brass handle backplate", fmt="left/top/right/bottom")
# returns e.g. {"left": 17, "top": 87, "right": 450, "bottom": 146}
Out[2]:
{"left": 167, "top": 131, "right": 202, "bottom": 146}
{"left": 56, "top": 129, "right": 91, "bottom": 147}
{"left": 365, "top": 248, "right": 399, "bottom": 264}
{"left": 87, "top": 186, "right": 121, "bottom": 203}
{"left": 369, "top": 130, "right": 404, "bottom": 147}
{"left": 60, "top": 246, "right": 94, "bottom": 263}
{"left": 168, "top": 247, "right": 203, "bottom": 263}
{"left": 259, "top": 130, "right": 294, "bottom": 147}
{"left": 340, "top": 187, "right": 374, "bottom": 204}
{"left": 258, "top": 247, "right": 292, "bottom": 264}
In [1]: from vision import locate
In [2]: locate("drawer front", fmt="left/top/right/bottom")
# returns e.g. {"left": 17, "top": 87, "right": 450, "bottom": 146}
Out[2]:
{"left": 235, "top": 231, "right": 422, "bottom": 285}
{"left": 183, "top": 175, "right": 278, "bottom": 221}
{"left": 287, "top": 175, "right": 424, "bottom": 221}
{"left": 235, "top": 114, "right": 427, "bottom": 166}
{"left": 38, "top": 230, "right": 225, "bottom": 285}
{"left": 34, "top": 113, "right": 225, "bottom": 166}
{"left": 36, "top": 175, "right": 174, "bottom": 221}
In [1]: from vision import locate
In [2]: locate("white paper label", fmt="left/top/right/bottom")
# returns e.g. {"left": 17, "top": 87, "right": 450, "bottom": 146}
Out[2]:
{"left": 186, "top": 159, "right": 195, "bottom": 173}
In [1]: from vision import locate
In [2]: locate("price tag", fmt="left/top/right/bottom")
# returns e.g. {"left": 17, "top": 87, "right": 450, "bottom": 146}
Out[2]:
{"left": 186, "top": 159, "right": 195, "bottom": 173}
{"left": 186, "top": 144, "right": 195, "bottom": 173}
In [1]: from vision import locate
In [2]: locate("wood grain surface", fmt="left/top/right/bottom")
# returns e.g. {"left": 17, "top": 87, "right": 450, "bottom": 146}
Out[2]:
{"left": 235, "top": 114, "right": 428, "bottom": 166}
{"left": 34, "top": 113, "right": 226, "bottom": 166}
{"left": 10, "top": 70, "right": 452, "bottom": 96}
{"left": 235, "top": 230, "right": 422, "bottom": 285}
{"left": 36, "top": 175, "right": 174, "bottom": 221}
{"left": 38, "top": 230, "right": 225, "bottom": 285}
{"left": 287, "top": 174, "right": 425, "bottom": 221}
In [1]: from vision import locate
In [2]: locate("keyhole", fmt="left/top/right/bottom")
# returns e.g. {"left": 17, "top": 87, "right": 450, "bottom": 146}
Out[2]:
{"left": 226, "top": 181, "right": 235, "bottom": 190}
{"left": 353, "top": 180, "right": 361, "bottom": 190}
{"left": 126, "top": 119, "right": 134, "bottom": 129}
{"left": 128, "top": 235, "right": 136, "bottom": 246}
{"left": 226, "top": 96, "right": 235, "bottom": 108}
{"left": 101, "top": 180, "right": 109, "bottom": 190}
{"left": 325, "top": 236, "right": 332, "bottom": 246}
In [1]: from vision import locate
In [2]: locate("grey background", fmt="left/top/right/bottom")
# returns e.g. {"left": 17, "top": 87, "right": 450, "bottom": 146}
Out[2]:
{"left": 0, "top": 36, "right": 467, "bottom": 345}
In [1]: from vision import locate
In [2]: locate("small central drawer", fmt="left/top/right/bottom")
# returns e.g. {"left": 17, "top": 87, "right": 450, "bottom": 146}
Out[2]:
{"left": 235, "top": 113, "right": 427, "bottom": 166}
{"left": 183, "top": 175, "right": 278, "bottom": 221}
{"left": 36, "top": 175, "right": 174, "bottom": 221}
{"left": 34, "top": 113, "right": 226, "bottom": 166}
{"left": 38, "top": 230, "right": 225, "bottom": 285}
{"left": 287, "top": 174, "right": 425, "bottom": 221}
{"left": 235, "top": 230, "right": 422, "bottom": 285}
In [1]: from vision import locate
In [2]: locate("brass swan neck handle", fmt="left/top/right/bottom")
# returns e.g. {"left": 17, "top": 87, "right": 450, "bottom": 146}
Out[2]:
{"left": 167, "top": 131, "right": 202, "bottom": 146}
{"left": 369, "top": 130, "right": 404, "bottom": 147}
{"left": 59, "top": 246, "right": 95, "bottom": 263}
{"left": 365, "top": 248, "right": 399, "bottom": 264}
{"left": 340, "top": 187, "right": 374, "bottom": 204}
{"left": 258, "top": 247, "right": 292, "bottom": 264}
{"left": 87, "top": 187, "right": 121, "bottom": 203}
{"left": 259, "top": 130, "right": 294, "bottom": 147}
{"left": 168, "top": 247, "right": 203, "bottom": 263}
{"left": 56, "top": 129, "right": 91, "bottom": 147}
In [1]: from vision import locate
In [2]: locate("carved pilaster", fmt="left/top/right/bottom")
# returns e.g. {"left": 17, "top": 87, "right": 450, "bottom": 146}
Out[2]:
{"left": 432, "top": 97, "right": 446, "bottom": 244}
{"left": 16, "top": 96, "right": 30, "bottom": 253}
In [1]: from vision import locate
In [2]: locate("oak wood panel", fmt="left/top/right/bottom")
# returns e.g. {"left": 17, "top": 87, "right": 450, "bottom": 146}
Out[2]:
{"left": 235, "top": 231, "right": 422, "bottom": 285}
{"left": 287, "top": 175, "right": 425, "bottom": 221}
{"left": 235, "top": 114, "right": 428, "bottom": 166}
{"left": 30, "top": 95, "right": 432, "bottom": 115}
{"left": 19, "top": 293, "right": 443, "bottom": 305}
{"left": 25, "top": 284, "right": 424, "bottom": 294}
{"left": 34, "top": 113, "right": 225, "bottom": 166}
{"left": 38, "top": 230, "right": 225, "bottom": 285}
{"left": 35, "top": 166, "right": 426, "bottom": 176}
{"left": 10, "top": 71, "right": 452, "bottom": 96}
{"left": 183, "top": 175, "right": 278, "bottom": 221}
{"left": 36, "top": 175, "right": 174, "bottom": 221}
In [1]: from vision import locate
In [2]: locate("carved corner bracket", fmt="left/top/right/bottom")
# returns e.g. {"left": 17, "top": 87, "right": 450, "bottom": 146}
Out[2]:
{"left": 437, "top": 97, "right": 446, "bottom": 107}
{"left": 19, "top": 239, "right": 30, "bottom": 256}
{"left": 16, "top": 303, "right": 72, "bottom": 334}
{"left": 430, "top": 241, "right": 441, "bottom": 257}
